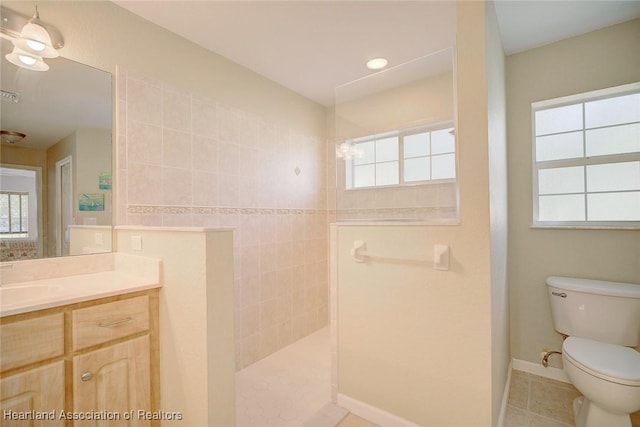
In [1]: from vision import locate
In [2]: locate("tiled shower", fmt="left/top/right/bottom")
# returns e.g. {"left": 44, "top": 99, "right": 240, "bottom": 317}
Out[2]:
{"left": 116, "top": 70, "right": 335, "bottom": 369}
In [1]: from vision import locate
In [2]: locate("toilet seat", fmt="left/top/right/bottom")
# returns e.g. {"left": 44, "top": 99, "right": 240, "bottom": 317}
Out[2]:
{"left": 563, "top": 337, "right": 640, "bottom": 386}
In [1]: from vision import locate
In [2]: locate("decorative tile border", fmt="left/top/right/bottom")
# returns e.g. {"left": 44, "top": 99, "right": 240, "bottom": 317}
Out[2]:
{"left": 127, "top": 205, "right": 457, "bottom": 218}
{"left": 336, "top": 206, "right": 458, "bottom": 216}
{"left": 127, "top": 205, "right": 329, "bottom": 215}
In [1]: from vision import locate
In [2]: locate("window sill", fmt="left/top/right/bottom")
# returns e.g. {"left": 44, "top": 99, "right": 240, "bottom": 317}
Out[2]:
{"left": 335, "top": 218, "right": 460, "bottom": 226}
{"left": 344, "top": 178, "right": 457, "bottom": 192}
{"left": 530, "top": 224, "right": 640, "bottom": 231}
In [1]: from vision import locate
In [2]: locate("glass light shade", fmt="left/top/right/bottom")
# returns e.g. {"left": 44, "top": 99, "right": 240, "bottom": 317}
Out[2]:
{"left": 5, "top": 46, "right": 49, "bottom": 71}
{"left": 26, "top": 39, "right": 46, "bottom": 52}
{"left": 0, "top": 130, "right": 27, "bottom": 144}
{"left": 13, "top": 21, "right": 59, "bottom": 59}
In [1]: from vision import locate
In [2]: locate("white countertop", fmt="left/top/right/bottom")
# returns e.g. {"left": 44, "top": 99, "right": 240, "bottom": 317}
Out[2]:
{"left": 0, "top": 270, "right": 161, "bottom": 317}
{"left": 0, "top": 253, "right": 161, "bottom": 317}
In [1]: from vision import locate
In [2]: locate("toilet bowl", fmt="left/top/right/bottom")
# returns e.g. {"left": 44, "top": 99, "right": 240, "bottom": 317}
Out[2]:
{"left": 562, "top": 337, "right": 640, "bottom": 427}
{"left": 546, "top": 276, "right": 640, "bottom": 427}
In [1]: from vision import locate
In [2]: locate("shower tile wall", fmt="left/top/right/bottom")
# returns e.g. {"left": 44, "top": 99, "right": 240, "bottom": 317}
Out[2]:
{"left": 116, "top": 70, "right": 330, "bottom": 369}
{"left": 336, "top": 183, "right": 458, "bottom": 221}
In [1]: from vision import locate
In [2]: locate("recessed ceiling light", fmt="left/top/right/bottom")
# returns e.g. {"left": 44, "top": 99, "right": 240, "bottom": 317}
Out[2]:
{"left": 366, "top": 57, "right": 388, "bottom": 70}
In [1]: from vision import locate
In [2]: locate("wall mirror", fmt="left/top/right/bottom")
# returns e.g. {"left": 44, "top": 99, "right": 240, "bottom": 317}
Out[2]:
{"left": 1, "top": 37, "right": 113, "bottom": 261}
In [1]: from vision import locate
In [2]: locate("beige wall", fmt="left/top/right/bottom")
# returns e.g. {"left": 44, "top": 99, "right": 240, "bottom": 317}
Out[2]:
{"left": 485, "top": 2, "right": 509, "bottom": 425}
{"left": 506, "top": 19, "right": 640, "bottom": 367}
{"left": 335, "top": 3, "right": 503, "bottom": 425}
{"left": 1, "top": 145, "right": 47, "bottom": 169}
{"left": 69, "top": 225, "right": 112, "bottom": 255}
{"left": 3, "top": 1, "right": 325, "bottom": 138}
{"left": 335, "top": 71, "right": 454, "bottom": 140}
{"left": 75, "top": 128, "right": 112, "bottom": 226}
{"left": 116, "top": 227, "right": 236, "bottom": 427}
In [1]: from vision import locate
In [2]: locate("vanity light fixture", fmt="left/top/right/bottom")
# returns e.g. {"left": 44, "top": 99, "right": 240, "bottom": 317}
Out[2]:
{"left": 1, "top": 5, "right": 63, "bottom": 72}
{"left": 5, "top": 45, "right": 49, "bottom": 71}
{"left": 366, "top": 57, "right": 388, "bottom": 70}
{"left": 12, "top": 6, "right": 59, "bottom": 59}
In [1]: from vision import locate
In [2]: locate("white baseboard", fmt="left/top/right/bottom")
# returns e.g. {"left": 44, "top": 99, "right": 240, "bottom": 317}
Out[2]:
{"left": 512, "top": 358, "right": 569, "bottom": 383}
{"left": 336, "top": 394, "right": 422, "bottom": 427}
{"left": 336, "top": 360, "right": 568, "bottom": 427}
{"left": 496, "top": 360, "right": 513, "bottom": 427}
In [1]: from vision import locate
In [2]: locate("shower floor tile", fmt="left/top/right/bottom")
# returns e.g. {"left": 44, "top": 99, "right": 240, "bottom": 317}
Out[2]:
{"left": 336, "top": 414, "right": 380, "bottom": 427}
{"left": 236, "top": 327, "right": 331, "bottom": 427}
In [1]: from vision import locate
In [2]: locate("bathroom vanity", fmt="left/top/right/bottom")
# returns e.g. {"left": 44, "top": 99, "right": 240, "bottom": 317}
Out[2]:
{"left": 0, "top": 253, "right": 161, "bottom": 426}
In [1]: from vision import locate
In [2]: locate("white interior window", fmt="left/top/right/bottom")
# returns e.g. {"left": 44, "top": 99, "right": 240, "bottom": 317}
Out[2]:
{"left": 532, "top": 82, "right": 640, "bottom": 228}
{"left": 346, "top": 123, "right": 456, "bottom": 189}
{"left": 0, "top": 191, "right": 29, "bottom": 238}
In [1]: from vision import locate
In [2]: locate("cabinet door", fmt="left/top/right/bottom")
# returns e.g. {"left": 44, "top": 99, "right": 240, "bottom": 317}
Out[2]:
{"left": 1, "top": 313, "right": 64, "bottom": 373}
{"left": 0, "top": 361, "right": 64, "bottom": 427}
{"left": 73, "top": 336, "right": 150, "bottom": 427}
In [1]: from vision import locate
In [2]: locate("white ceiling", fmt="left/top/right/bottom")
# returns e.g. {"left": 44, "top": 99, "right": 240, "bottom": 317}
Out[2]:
{"left": 114, "top": 0, "right": 640, "bottom": 107}
{"left": 494, "top": 0, "right": 640, "bottom": 55}
{"left": 2, "top": 1, "right": 639, "bottom": 151}
{"left": 114, "top": 0, "right": 457, "bottom": 106}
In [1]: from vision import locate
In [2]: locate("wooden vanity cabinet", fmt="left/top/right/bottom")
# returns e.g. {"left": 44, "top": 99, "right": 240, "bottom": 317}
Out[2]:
{"left": 73, "top": 336, "right": 151, "bottom": 427}
{"left": 0, "top": 290, "right": 159, "bottom": 427}
{"left": 1, "top": 313, "right": 66, "bottom": 426}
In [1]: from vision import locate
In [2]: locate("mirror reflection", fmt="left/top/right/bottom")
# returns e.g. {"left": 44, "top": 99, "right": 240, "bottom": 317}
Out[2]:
{"left": 0, "top": 38, "right": 112, "bottom": 261}
{"left": 334, "top": 48, "right": 457, "bottom": 222}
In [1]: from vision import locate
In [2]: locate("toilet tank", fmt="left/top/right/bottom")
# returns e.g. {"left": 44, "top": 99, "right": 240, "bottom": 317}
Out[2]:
{"left": 546, "top": 276, "right": 640, "bottom": 346}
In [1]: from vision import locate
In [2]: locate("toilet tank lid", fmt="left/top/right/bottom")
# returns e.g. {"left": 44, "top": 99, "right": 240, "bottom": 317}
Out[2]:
{"left": 546, "top": 276, "right": 640, "bottom": 298}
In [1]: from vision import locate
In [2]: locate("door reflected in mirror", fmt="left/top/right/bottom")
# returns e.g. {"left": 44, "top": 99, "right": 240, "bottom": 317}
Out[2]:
{"left": 1, "top": 38, "right": 113, "bottom": 261}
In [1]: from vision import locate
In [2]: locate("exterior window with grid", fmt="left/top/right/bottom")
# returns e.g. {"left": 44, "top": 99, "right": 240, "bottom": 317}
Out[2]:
{"left": 346, "top": 124, "right": 456, "bottom": 189}
{"left": 532, "top": 82, "right": 640, "bottom": 228}
{"left": 0, "top": 192, "right": 29, "bottom": 237}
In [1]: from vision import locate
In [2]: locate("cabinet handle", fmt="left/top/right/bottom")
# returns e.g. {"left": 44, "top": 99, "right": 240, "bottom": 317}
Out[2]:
{"left": 81, "top": 371, "right": 93, "bottom": 382}
{"left": 98, "top": 317, "right": 133, "bottom": 328}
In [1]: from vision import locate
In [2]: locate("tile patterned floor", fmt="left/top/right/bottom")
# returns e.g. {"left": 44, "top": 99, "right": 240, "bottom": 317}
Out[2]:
{"left": 237, "top": 334, "right": 639, "bottom": 427}
{"left": 236, "top": 327, "right": 331, "bottom": 427}
{"left": 505, "top": 369, "right": 640, "bottom": 427}
{"left": 303, "top": 403, "right": 349, "bottom": 427}
{"left": 336, "top": 414, "right": 380, "bottom": 427}
{"left": 236, "top": 327, "right": 380, "bottom": 427}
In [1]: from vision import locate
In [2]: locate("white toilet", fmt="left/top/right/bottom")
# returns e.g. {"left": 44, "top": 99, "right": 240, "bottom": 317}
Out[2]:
{"left": 546, "top": 276, "right": 640, "bottom": 427}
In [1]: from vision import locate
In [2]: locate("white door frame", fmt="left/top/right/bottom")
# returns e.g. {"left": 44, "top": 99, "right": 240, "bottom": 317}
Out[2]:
{"left": 55, "top": 156, "right": 73, "bottom": 257}
{"left": 0, "top": 163, "right": 43, "bottom": 258}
